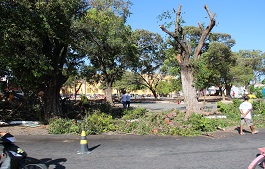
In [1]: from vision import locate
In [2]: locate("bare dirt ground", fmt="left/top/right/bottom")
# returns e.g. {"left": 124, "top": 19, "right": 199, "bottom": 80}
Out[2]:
{"left": 0, "top": 125, "right": 49, "bottom": 135}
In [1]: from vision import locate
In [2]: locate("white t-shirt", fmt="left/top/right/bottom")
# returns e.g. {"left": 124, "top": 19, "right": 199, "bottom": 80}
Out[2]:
{"left": 239, "top": 101, "right": 252, "bottom": 119}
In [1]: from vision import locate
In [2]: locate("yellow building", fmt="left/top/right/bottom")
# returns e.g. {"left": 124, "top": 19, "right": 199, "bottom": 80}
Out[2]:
{"left": 61, "top": 74, "right": 178, "bottom": 98}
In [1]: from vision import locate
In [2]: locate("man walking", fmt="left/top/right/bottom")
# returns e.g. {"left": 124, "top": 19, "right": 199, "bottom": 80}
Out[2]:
{"left": 239, "top": 95, "right": 258, "bottom": 135}
{"left": 121, "top": 92, "right": 127, "bottom": 108}
{"left": 126, "top": 92, "right": 131, "bottom": 108}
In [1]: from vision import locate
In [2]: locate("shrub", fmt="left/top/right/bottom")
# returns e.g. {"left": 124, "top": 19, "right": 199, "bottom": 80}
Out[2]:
{"left": 252, "top": 99, "right": 265, "bottom": 115}
{"left": 121, "top": 108, "right": 147, "bottom": 120}
{"left": 217, "top": 100, "right": 240, "bottom": 120}
{"left": 48, "top": 118, "right": 80, "bottom": 134}
{"left": 81, "top": 110, "right": 116, "bottom": 135}
{"left": 171, "top": 113, "right": 222, "bottom": 136}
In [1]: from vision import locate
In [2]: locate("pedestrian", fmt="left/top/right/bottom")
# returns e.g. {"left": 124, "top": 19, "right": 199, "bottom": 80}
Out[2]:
{"left": 239, "top": 95, "right": 258, "bottom": 135}
{"left": 121, "top": 92, "right": 127, "bottom": 108}
{"left": 126, "top": 92, "right": 131, "bottom": 108}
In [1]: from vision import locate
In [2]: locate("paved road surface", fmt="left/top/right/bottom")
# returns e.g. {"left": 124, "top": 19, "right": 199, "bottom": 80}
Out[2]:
{"left": 125, "top": 99, "right": 218, "bottom": 113}
{"left": 15, "top": 128, "right": 265, "bottom": 169}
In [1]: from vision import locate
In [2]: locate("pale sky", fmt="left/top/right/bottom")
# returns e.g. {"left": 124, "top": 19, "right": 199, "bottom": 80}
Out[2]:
{"left": 127, "top": 0, "right": 265, "bottom": 53}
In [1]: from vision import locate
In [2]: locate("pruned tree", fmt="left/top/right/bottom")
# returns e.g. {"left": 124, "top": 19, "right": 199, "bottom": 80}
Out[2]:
{"left": 159, "top": 5, "right": 216, "bottom": 117}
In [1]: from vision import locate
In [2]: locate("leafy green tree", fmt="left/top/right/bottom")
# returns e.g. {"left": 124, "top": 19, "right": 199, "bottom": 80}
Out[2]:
{"left": 74, "top": 1, "right": 136, "bottom": 105}
{"left": 192, "top": 58, "right": 211, "bottom": 100}
{"left": 237, "top": 50, "right": 265, "bottom": 84}
{"left": 160, "top": 48, "right": 183, "bottom": 95}
{"left": 201, "top": 42, "right": 236, "bottom": 99}
{"left": 160, "top": 48, "right": 181, "bottom": 77}
{"left": 156, "top": 78, "right": 181, "bottom": 96}
{"left": 229, "top": 52, "right": 254, "bottom": 88}
{"left": 113, "top": 71, "right": 146, "bottom": 94}
{"left": 228, "top": 50, "right": 265, "bottom": 93}
{"left": 131, "top": 29, "right": 166, "bottom": 98}
{"left": 0, "top": 0, "right": 88, "bottom": 121}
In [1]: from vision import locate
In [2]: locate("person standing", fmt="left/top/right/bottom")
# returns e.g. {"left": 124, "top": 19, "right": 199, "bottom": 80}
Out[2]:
{"left": 239, "top": 95, "right": 258, "bottom": 135}
{"left": 121, "top": 92, "right": 127, "bottom": 108}
{"left": 126, "top": 92, "right": 131, "bottom": 108}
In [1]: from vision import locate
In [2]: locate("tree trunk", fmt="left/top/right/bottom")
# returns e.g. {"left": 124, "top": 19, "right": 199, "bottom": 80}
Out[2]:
{"left": 222, "top": 88, "right": 226, "bottom": 101}
{"left": 150, "top": 88, "right": 158, "bottom": 99}
{"left": 42, "top": 79, "right": 62, "bottom": 123}
{"left": 225, "top": 84, "right": 232, "bottom": 97}
{"left": 105, "top": 84, "right": 114, "bottom": 105}
{"left": 180, "top": 65, "right": 201, "bottom": 117}
{"left": 38, "top": 36, "right": 69, "bottom": 122}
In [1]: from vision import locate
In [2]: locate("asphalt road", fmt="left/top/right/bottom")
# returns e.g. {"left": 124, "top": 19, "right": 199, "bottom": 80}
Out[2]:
{"left": 14, "top": 128, "right": 265, "bottom": 169}
{"left": 126, "top": 99, "right": 218, "bottom": 113}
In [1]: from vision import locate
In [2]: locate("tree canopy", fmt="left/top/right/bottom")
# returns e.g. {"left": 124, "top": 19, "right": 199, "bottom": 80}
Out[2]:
{"left": 73, "top": 1, "right": 136, "bottom": 104}
{"left": 130, "top": 29, "right": 166, "bottom": 98}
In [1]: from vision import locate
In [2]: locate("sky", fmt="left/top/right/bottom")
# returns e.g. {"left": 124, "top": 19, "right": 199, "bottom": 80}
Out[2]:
{"left": 126, "top": 0, "right": 265, "bottom": 52}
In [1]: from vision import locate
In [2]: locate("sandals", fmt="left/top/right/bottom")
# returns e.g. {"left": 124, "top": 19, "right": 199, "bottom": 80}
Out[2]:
{"left": 240, "top": 130, "right": 258, "bottom": 135}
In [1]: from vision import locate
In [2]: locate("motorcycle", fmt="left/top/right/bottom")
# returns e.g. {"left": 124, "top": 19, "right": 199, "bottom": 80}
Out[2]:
{"left": 0, "top": 132, "right": 47, "bottom": 169}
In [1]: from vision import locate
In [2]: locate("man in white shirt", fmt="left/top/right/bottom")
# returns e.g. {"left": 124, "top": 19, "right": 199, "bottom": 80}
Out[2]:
{"left": 239, "top": 95, "right": 258, "bottom": 135}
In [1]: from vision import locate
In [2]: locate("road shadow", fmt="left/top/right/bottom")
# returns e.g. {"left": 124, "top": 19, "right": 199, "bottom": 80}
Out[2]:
{"left": 41, "top": 145, "right": 100, "bottom": 169}
{"left": 42, "top": 158, "right": 67, "bottom": 169}
{"left": 89, "top": 144, "right": 101, "bottom": 151}
{"left": 234, "top": 127, "right": 252, "bottom": 134}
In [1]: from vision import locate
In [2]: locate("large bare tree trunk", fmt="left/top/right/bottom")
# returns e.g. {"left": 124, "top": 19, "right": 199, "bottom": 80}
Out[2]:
{"left": 181, "top": 65, "right": 200, "bottom": 117}
{"left": 160, "top": 4, "right": 216, "bottom": 117}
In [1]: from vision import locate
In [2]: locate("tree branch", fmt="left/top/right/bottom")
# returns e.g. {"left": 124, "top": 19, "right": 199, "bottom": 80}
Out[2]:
{"left": 174, "top": 5, "right": 182, "bottom": 36}
{"left": 160, "top": 5, "right": 190, "bottom": 64}
{"left": 194, "top": 5, "right": 216, "bottom": 59}
{"left": 198, "top": 22, "right": 204, "bottom": 31}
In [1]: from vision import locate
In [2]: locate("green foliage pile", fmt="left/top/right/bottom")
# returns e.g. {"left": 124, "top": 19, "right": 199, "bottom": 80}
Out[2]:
{"left": 81, "top": 110, "right": 116, "bottom": 135}
{"left": 48, "top": 99, "right": 265, "bottom": 136}
{"left": 48, "top": 118, "right": 80, "bottom": 134}
{"left": 48, "top": 107, "right": 231, "bottom": 136}
{"left": 217, "top": 99, "right": 241, "bottom": 121}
